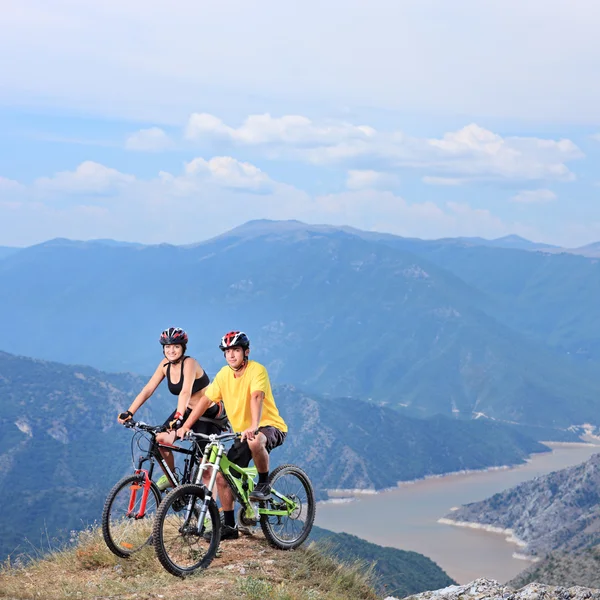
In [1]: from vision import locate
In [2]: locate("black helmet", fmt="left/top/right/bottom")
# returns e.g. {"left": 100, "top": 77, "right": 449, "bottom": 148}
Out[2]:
{"left": 219, "top": 331, "right": 250, "bottom": 351}
{"left": 160, "top": 327, "right": 189, "bottom": 346}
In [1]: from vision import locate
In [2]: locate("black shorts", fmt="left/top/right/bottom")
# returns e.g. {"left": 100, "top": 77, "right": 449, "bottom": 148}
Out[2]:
{"left": 163, "top": 407, "right": 221, "bottom": 451}
{"left": 227, "top": 426, "right": 287, "bottom": 469}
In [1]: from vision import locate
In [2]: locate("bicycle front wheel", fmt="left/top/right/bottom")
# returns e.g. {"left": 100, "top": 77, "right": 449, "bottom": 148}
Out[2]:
{"left": 102, "top": 474, "right": 161, "bottom": 558}
{"left": 260, "top": 464, "right": 315, "bottom": 550}
{"left": 153, "top": 483, "right": 221, "bottom": 577}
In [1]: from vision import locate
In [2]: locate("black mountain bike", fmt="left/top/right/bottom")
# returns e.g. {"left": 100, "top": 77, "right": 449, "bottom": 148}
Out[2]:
{"left": 101, "top": 420, "right": 202, "bottom": 558}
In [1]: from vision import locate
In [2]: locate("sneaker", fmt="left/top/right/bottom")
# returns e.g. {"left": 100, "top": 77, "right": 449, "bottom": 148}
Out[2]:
{"left": 220, "top": 524, "right": 240, "bottom": 540}
{"left": 249, "top": 483, "right": 272, "bottom": 501}
{"left": 204, "top": 524, "right": 239, "bottom": 541}
{"left": 156, "top": 475, "right": 171, "bottom": 492}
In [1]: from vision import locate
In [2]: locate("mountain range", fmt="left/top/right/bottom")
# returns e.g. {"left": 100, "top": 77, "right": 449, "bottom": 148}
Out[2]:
{"left": 2, "top": 220, "right": 600, "bottom": 430}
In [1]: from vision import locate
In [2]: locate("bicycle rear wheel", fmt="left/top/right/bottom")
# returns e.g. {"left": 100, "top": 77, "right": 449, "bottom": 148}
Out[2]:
{"left": 153, "top": 483, "right": 220, "bottom": 577}
{"left": 102, "top": 474, "right": 161, "bottom": 558}
{"left": 260, "top": 464, "right": 315, "bottom": 550}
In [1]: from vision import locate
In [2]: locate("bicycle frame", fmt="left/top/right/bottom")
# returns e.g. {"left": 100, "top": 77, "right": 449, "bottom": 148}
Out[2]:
{"left": 126, "top": 424, "right": 199, "bottom": 519}
{"left": 191, "top": 435, "right": 300, "bottom": 525}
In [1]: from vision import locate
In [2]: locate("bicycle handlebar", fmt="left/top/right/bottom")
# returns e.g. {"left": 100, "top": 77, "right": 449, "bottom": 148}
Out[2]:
{"left": 184, "top": 430, "right": 241, "bottom": 442}
{"left": 123, "top": 420, "right": 167, "bottom": 434}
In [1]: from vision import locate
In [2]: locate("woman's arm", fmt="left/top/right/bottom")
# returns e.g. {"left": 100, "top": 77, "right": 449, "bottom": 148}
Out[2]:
{"left": 118, "top": 362, "right": 165, "bottom": 422}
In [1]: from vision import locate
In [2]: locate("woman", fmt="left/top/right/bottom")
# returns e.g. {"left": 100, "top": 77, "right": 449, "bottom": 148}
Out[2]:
{"left": 118, "top": 327, "right": 226, "bottom": 489}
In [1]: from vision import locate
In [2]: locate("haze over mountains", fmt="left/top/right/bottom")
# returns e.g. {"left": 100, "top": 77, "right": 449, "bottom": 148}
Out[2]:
{"left": 2, "top": 220, "right": 600, "bottom": 430}
{"left": 4, "top": 219, "right": 600, "bottom": 589}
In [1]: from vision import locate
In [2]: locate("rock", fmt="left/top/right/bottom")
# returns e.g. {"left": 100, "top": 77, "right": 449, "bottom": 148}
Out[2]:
{"left": 403, "top": 579, "right": 600, "bottom": 600}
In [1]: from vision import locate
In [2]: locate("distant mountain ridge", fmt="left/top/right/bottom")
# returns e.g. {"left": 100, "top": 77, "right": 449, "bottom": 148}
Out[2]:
{"left": 0, "top": 245, "right": 20, "bottom": 259}
{"left": 2, "top": 221, "right": 600, "bottom": 429}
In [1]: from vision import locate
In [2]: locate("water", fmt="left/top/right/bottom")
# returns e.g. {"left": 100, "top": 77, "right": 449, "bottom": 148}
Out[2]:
{"left": 315, "top": 443, "right": 600, "bottom": 584}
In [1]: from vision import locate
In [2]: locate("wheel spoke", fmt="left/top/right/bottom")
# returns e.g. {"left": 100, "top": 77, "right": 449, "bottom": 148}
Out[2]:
{"left": 153, "top": 484, "right": 220, "bottom": 576}
{"left": 102, "top": 476, "right": 160, "bottom": 558}
{"left": 260, "top": 465, "right": 315, "bottom": 550}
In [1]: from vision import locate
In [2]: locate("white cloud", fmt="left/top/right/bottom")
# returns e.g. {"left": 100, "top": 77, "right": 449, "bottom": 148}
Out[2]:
{"left": 183, "top": 156, "right": 274, "bottom": 192}
{"left": 34, "top": 161, "right": 136, "bottom": 195}
{"left": 510, "top": 189, "right": 557, "bottom": 204}
{"left": 186, "top": 113, "right": 375, "bottom": 146}
{"left": 0, "top": 176, "right": 24, "bottom": 193}
{"left": 1, "top": 157, "right": 539, "bottom": 247}
{"left": 183, "top": 114, "right": 583, "bottom": 183}
{"left": 422, "top": 176, "right": 465, "bottom": 186}
{"left": 346, "top": 170, "right": 398, "bottom": 190}
{"left": 310, "top": 191, "right": 539, "bottom": 241}
{"left": 125, "top": 127, "right": 172, "bottom": 152}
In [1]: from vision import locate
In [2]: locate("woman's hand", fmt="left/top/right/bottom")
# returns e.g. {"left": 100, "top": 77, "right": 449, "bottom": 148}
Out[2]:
{"left": 118, "top": 410, "right": 133, "bottom": 424}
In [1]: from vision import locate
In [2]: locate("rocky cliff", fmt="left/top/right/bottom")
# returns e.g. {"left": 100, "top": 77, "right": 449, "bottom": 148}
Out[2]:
{"left": 401, "top": 578, "right": 600, "bottom": 600}
{"left": 442, "top": 451, "right": 600, "bottom": 557}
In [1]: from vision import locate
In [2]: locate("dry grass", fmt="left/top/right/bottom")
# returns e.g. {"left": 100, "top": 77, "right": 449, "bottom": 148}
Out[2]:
{"left": 0, "top": 527, "right": 378, "bottom": 600}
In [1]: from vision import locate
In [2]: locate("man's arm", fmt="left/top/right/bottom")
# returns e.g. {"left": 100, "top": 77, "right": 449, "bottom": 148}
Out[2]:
{"left": 241, "top": 390, "right": 264, "bottom": 441}
{"left": 177, "top": 395, "right": 214, "bottom": 438}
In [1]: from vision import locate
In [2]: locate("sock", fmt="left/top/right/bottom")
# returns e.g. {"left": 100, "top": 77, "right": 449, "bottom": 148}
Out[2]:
{"left": 223, "top": 510, "right": 235, "bottom": 528}
{"left": 258, "top": 471, "right": 269, "bottom": 484}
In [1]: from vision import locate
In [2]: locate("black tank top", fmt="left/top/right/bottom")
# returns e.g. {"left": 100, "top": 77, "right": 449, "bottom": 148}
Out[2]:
{"left": 166, "top": 356, "right": 210, "bottom": 397}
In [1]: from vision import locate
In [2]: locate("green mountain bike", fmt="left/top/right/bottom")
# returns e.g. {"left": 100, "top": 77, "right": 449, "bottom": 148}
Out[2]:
{"left": 152, "top": 431, "right": 316, "bottom": 577}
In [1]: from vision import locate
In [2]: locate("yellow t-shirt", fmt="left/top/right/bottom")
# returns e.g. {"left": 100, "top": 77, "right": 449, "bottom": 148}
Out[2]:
{"left": 204, "top": 361, "right": 287, "bottom": 433}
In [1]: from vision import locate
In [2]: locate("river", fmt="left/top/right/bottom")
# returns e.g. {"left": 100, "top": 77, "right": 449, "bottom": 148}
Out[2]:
{"left": 315, "top": 442, "right": 600, "bottom": 584}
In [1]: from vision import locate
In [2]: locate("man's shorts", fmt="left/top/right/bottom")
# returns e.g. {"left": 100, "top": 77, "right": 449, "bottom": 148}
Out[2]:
{"left": 227, "top": 426, "right": 286, "bottom": 469}
{"left": 163, "top": 407, "right": 221, "bottom": 452}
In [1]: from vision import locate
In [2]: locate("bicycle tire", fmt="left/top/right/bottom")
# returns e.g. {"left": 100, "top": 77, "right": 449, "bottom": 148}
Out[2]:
{"left": 260, "top": 464, "right": 315, "bottom": 550}
{"left": 102, "top": 474, "right": 161, "bottom": 558}
{"left": 153, "top": 483, "right": 221, "bottom": 577}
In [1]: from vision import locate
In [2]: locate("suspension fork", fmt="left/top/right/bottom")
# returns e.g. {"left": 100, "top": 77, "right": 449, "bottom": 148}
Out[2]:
{"left": 127, "top": 468, "right": 152, "bottom": 518}
{"left": 190, "top": 442, "right": 225, "bottom": 533}
{"left": 127, "top": 446, "right": 156, "bottom": 519}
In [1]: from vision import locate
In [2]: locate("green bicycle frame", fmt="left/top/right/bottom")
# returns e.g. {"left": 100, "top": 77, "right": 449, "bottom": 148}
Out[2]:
{"left": 195, "top": 439, "right": 298, "bottom": 522}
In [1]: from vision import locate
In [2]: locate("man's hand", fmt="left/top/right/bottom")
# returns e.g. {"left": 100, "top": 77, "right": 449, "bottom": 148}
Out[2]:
{"left": 118, "top": 410, "right": 133, "bottom": 423}
{"left": 177, "top": 426, "right": 190, "bottom": 440}
{"left": 241, "top": 427, "right": 259, "bottom": 442}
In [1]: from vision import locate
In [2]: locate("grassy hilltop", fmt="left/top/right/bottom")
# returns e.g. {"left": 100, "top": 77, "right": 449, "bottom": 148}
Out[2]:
{"left": 0, "top": 527, "right": 378, "bottom": 600}
{"left": 0, "top": 524, "right": 454, "bottom": 600}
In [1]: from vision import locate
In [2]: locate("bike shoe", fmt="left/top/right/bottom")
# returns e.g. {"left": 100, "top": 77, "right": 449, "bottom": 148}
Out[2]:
{"left": 220, "top": 524, "right": 240, "bottom": 540}
{"left": 249, "top": 483, "right": 272, "bottom": 501}
{"left": 204, "top": 524, "right": 239, "bottom": 541}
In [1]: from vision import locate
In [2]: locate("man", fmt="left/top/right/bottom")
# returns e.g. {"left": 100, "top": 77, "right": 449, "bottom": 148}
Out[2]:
{"left": 178, "top": 330, "right": 287, "bottom": 540}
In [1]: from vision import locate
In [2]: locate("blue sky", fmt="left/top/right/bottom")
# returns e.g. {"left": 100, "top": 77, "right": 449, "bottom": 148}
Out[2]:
{"left": 2, "top": 0, "right": 600, "bottom": 248}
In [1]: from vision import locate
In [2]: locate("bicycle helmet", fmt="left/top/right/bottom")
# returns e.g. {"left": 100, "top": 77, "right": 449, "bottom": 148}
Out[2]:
{"left": 219, "top": 331, "right": 250, "bottom": 351}
{"left": 160, "top": 327, "right": 189, "bottom": 346}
